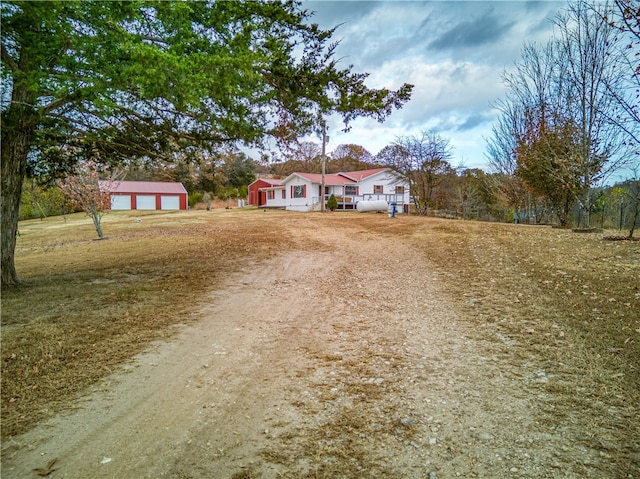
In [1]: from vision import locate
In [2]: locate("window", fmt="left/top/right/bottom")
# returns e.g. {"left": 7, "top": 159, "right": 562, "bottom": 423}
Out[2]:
{"left": 395, "top": 186, "right": 405, "bottom": 195}
{"left": 345, "top": 185, "right": 358, "bottom": 195}
{"left": 291, "top": 185, "right": 306, "bottom": 198}
{"left": 281, "top": 190, "right": 286, "bottom": 199}
{"left": 267, "top": 190, "right": 275, "bottom": 200}
{"left": 373, "top": 185, "right": 384, "bottom": 194}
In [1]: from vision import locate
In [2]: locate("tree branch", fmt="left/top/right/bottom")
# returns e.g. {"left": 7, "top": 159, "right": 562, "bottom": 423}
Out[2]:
{"left": 1, "top": 43, "right": 19, "bottom": 72}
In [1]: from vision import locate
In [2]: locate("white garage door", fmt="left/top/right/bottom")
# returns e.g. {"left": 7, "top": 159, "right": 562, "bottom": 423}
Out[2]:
{"left": 136, "top": 195, "right": 157, "bottom": 210}
{"left": 161, "top": 195, "right": 180, "bottom": 210}
{"left": 111, "top": 195, "right": 131, "bottom": 210}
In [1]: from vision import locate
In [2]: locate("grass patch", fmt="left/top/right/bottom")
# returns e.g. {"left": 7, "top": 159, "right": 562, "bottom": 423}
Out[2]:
{"left": 2, "top": 211, "right": 638, "bottom": 475}
{"left": 1, "top": 208, "right": 293, "bottom": 438}
{"left": 405, "top": 218, "right": 640, "bottom": 475}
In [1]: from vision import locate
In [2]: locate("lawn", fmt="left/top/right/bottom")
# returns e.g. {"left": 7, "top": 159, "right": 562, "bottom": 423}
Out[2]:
{"left": 2, "top": 209, "right": 638, "bottom": 449}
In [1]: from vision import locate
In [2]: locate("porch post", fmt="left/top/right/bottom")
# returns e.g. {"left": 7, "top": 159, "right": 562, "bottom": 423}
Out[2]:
{"left": 321, "top": 120, "right": 326, "bottom": 213}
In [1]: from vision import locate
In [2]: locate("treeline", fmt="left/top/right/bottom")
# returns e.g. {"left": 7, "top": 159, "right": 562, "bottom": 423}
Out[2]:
{"left": 19, "top": 148, "right": 258, "bottom": 218}
{"left": 19, "top": 136, "right": 640, "bottom": 237}
{"left": 17, "top": 0, "right": 639, "bottom": 237}
{"left": 485, "top": 0, "right": 639, "bottom": 233}
{"left": 268, "top": 136, "right": 640, "bottom": 231}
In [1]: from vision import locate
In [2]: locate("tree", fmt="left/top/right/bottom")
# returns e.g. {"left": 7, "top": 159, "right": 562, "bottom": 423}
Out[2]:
{"left": 270, "top": 141, "right": 322, "bottom": 176}
{"left": 554, "top": 0, "right": 628, "bottom": 227}
{"left": 486, "top": 101, "right": 544, "bottom": 222}
{"left": 600, "top": 0, "right": 640, "bottom": 152}
{"left": 57, "top": 161, "right": 123, "bottom": 239}
{"left": 489, "top": 1, "right": 628, "bottom": 227}
{"left": 384, "top": 131, "right": 454, "bottom": 215}
{"left": 1, "top": 0, "right": 413, "bottom": 287}
{"left": 328, "top": 144, "right": 376, "bottom": 172}
{"left": 614, "top": 0, "right": 640, "bottom": 41}
{"left": 618, "top": 169, "right": 640, "bottom": 238}
{"left": 515, "top": 112, "right": 584, "bottom": 226}
{"left": 219, "top": 151, "right": 256, "bottom": 190}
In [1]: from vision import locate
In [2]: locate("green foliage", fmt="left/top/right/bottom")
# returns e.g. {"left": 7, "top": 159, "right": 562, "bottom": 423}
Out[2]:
{"left": 2, "top": 0, "right": 413, "bottom": 179}
{"left": 327, "top": 193, "right": 338, "bottom": 211}
{"left": 19, "top": 182, "right": 69, "bottom": 220}
{"left": 188, "top": 192, "right": 203, "bottom": 208}
{"left": 218, "top": 186, "right": 240, "bottom": 201}
{"left": 1, "top": 0, "right": 413, "bottom": 286}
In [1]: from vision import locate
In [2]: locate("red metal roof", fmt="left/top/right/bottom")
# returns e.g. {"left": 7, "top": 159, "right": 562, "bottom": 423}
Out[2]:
{"left": 99, "top": 181, "right": 187, "bottom": 194}
{"left": 290, "top": 172, "right": 356, "bottom": 185}
{"left": 339, "top": 168, "right": 388, "bottom": 181}
{"left": 249, "top": 178, "right": 283, "bottom": 187}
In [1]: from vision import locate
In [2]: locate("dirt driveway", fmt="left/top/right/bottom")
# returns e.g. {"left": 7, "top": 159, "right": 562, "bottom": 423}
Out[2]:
{"left": 1, "top": 217, "right": 636, "bottom": 478}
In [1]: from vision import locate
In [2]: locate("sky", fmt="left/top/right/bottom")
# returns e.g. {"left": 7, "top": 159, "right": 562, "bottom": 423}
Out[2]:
{"left": 296, "top": 0, "right": 568, "bottom": 171}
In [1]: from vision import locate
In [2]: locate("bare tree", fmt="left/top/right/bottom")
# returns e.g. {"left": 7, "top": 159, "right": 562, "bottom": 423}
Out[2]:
{"left": 555, "top": 0, "right": 628, "bottom": 228}
{"left": 58, "top": 160, "right": 124, "bottom": 238}
{"left": 598, "top": 0, "right": 640, "bottom": 153}
{"left": 614, "top": 0, "right": 640, "bottom": 41}
{"left": 488, "top": 1, "right": 628, "bottom": 228}
{"left": 489, "top": 42, "right": 574, "bottom": 224}
{"left": 486, "top": 101, "right": 544, "bottom": 222}
{"left": 329, "top": 144, "right": 375, "bottom": 172}
{"left": 385, "top": 131, "right": 454, "bottom": 215}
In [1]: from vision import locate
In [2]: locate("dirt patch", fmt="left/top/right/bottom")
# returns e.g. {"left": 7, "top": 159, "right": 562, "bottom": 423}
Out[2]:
{"left": 2, "top": 212, "right": 639, "bottom": 478}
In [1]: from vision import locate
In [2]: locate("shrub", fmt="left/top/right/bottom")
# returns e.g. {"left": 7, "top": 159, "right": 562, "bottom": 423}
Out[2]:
{"left": 20, "top": 182, "right": 70, "bottom": 220}
{"left": 188, "top": 192, "right": 203, "bottom": 208}
{"left": 327, "top": 193, "right": 338, "bottom": 211}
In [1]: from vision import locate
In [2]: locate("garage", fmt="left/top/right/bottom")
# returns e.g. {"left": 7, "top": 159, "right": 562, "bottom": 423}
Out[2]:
{"left": 160, "top": 196, "right": 180, "bottom": 210}
{"left": 99, "top": 181, "right": 188, "bottom": 211}
{"left": 111, "top": 195, "right": 132, "bottom": 210}
{"left": 136, "top": 195, "right": 157, "bottom": 210}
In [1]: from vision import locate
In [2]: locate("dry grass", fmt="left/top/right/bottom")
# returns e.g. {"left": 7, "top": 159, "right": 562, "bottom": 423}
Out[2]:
{"left": 410, "top": 220, "right": 639, "bottom": 389}
{"left": 1, "top": 208, "right": 293, "bottom": 438}
{"left": 2, "top": 210, "right": 639, "bottom": 475}
{"left": 405, "top": 219, "right": 640, "bottom": 476}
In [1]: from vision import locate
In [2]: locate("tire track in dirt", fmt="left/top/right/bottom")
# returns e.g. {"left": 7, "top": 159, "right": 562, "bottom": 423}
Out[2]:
{"left": 2, "top": 221, "right": 631, "bottom": 478}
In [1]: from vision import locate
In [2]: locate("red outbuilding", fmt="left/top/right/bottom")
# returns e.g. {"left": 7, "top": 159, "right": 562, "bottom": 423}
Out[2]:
{"left": 100, "top": 181, "right": 188, "bottom": 211}
{"left": 247, "top": 178, "right": 284, "bottom": 207}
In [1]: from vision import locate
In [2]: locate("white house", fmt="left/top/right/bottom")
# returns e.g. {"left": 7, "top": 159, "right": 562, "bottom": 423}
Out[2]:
{"left": 255, "top": 168, "right": 410, "bottom": 212}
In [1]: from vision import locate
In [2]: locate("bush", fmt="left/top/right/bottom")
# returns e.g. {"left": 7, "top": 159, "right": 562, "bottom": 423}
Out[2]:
{"left": 327, "top": 193, "right": 338, "bottom": 211}
{"left": 19, "top": 183, "right": 70, "bottom": 220}
{"left": 218, "top": 186, "right": 239, "bottom": 201}
{"left": 188, "top": 192, "right": 203, "bottom": 208}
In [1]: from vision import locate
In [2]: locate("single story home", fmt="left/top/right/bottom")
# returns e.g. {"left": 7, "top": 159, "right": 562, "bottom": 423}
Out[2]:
{"left": 248, "top": 168, "right": 410, "bottom": 212}
{"left": 99, "top": 180, "right": 188, "bottom": 211}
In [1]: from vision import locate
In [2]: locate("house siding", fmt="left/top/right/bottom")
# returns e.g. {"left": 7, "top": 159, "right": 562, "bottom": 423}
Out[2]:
{"left": 248, "top": 178, "right": 284, "bottom": 207}
{"left": 286, "top": 177, "right": 315, "bottom": 212}
{"left": 257, "top": 168, "right": 410, "bottom": 213}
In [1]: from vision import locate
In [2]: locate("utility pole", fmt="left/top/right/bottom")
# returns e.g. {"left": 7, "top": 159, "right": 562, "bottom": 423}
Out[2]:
{"left": 321, "top": 119, "right": 327, "bottom": 213}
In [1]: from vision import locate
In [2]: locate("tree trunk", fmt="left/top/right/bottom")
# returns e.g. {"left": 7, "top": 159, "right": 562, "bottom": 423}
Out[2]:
{"left": 91, "top": 212, "right": 104, "bottom": 239}
{"left": 1, "top": 75, "right": 37, "bottom": 288}
{"left": 1, "top": 128, "right": 32, "bottom": 288}
{"left": 629, "top": 196, "right": 639, "bottom": 239}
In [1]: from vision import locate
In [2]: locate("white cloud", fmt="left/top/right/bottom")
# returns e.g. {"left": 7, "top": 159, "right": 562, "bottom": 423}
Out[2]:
{"left": 294, "top": 1, "right": 568, "bottom": 169}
